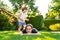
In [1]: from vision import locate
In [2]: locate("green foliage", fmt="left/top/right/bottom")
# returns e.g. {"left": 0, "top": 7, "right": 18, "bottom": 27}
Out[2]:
{"left": 27, "top": 11, "right": 37, "bottom": 17}
{"left": 45, "top": 10, "right": 59, "bottom": 19}
{"left": 44, "top": 19, "right": 60, "bottom": 30}
{"left": 9, "top": 0, "right": 38, "bottom": 13}
{"left": 0, "top": 14, "right": 9, "bottom": 30}
{"left": 26, "top": 15, "right": 43, "bottom": 30}
{"left": 48, "top": 0, "right": 60, "bottom": 19}
{"left": 0, "top": 0, "right": 9, "bottom": 10}
{"left": 0, "top": 12, "right": 17, "bottom": 30}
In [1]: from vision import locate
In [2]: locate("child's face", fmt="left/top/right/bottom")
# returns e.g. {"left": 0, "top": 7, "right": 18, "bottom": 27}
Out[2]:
{"left": 22, "top": 10, "right": 27, "bottom": 13}
{"left": 26, "top": 26, "right": 32, "bottom": 33}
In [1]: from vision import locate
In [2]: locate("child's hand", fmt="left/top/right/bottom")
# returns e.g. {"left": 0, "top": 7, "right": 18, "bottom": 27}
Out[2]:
{"left": 18, "top": 31, "right": 22, "bottom": 34}
{"left": 26, "top": 19, "right": 29, "bottom": 21}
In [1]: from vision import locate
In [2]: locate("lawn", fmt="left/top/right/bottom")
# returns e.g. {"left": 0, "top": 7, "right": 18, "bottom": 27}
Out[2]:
{"left": 0, "top": 31, "right": 60, "bottom": 40}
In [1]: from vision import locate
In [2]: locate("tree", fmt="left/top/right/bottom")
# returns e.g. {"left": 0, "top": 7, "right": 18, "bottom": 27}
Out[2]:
{"left": 0, "top": 0, "right": 18, "bottom": 30}
{"left": 9, "top": 0, "right": 38, "bottom": 13}
{"left": 47, "top": 0, "right": 60, "bottom": 19}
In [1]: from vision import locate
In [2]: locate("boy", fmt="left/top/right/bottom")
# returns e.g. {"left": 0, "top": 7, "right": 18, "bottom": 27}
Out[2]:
{"left": 18, "top": 7, "right": 28, "bottom": 33}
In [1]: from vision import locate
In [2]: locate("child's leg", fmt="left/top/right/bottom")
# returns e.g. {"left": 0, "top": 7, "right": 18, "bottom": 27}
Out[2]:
{"left": 23, "top": 25, "right": 26, "bottom": 29}
{"left": 23, "top": 22, "right": 26, "bottom": 29}
{"left": 18, "top": 22, "right": 22, "bottom": 32}
{"left": 18, "top": 26, "right": 22, "bottom": 32}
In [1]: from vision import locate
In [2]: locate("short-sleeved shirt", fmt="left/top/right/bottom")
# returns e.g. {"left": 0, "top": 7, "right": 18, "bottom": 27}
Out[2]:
{"left": 22, "top": 28, "right": 38, "bottom": 33}
{"left": 18, "top": 13, "right": 26, "bottom": 22}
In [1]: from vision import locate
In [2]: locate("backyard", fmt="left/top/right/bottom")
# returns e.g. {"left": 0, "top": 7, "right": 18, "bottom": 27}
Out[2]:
{"left": 0, "top": 31, "right": 60, "bottom": 40}
{"left": 0, "top": 0, "right": 60, "bottom": 40}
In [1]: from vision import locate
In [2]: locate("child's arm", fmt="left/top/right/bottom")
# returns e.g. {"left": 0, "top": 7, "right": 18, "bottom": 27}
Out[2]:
{"left": 18, "top": 14, "right": 23, "bottom": 21}
{"left": 25, "top": 17, "right": 29, "bottom": 21}
{"left": 25, "top": 18, "right": 29, "bottom": 21}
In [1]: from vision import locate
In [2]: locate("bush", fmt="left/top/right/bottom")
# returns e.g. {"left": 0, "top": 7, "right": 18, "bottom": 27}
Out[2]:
{"left": 0, "top": 14, "right": 9, "bottom": 30}
{"left": 0, "top": 11, "right": 43, "bottom": 31}
{"left": 0, "top": 13, "right": 17, "bottom": 30}
{"left": 44, "top": 19, "right": 60, "bottom": 30}
{"left": 49, "top": 23, "right": 60, "bottom": 31}
{"left": 26, "top": 15, "right": 44, "bottom": 31}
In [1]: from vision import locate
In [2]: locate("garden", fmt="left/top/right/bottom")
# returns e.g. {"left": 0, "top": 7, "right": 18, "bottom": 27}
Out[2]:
{"left": 0, "top": 0, "right": 60, "bottom": 40}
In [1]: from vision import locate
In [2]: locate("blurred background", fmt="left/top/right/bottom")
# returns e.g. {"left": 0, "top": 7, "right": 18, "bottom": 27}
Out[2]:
{"left": 0, "top": 0, "right": 60, "bottom": 31}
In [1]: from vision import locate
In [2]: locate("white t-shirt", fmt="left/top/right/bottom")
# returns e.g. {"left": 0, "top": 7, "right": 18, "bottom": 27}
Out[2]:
{"left": 18, "top": 12, "right": 27, "bottom": 22}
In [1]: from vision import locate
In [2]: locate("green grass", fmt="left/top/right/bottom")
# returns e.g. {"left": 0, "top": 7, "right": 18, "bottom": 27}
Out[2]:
{"left": 0, "top": 31, "right": 60, "bottom": 40}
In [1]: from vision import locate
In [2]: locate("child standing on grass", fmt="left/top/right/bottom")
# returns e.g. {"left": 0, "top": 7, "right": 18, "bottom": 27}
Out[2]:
{"left": 18, "top": 7, "right": 29, "bottom": 34}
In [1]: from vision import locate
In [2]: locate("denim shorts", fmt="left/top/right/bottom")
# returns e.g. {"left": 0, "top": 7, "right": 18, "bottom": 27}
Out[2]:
{"left": 18, "top": 22, "right": 26, "bottom": 27}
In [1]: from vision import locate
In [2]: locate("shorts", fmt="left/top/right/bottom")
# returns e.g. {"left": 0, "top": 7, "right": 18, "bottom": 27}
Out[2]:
{"left": 18, "top": 22, "right": 26, "bottom": 27}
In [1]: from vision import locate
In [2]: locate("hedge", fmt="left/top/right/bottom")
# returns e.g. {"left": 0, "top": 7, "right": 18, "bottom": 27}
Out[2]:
{"left": 0, "top": 13, "right": 17, "bottom": 30}
{"left": 26, "top": 15, "right": 44, "bottom": 31}
{"left": 0, "top": 13, "right": 43, "bottom": 31}
{"left": 44, "top": 19, "right": 60, "bottom": 30}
